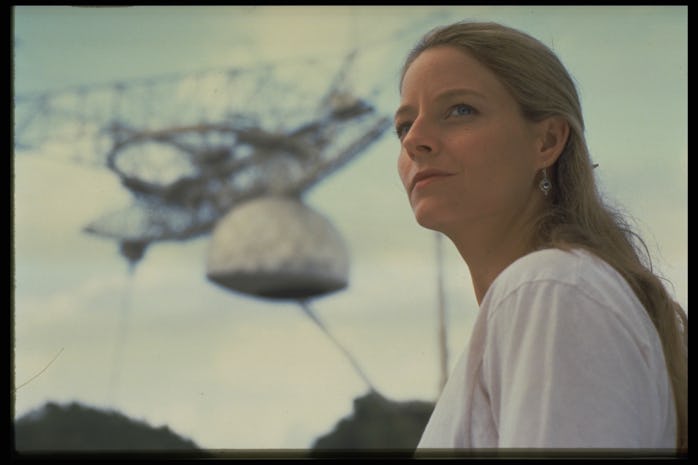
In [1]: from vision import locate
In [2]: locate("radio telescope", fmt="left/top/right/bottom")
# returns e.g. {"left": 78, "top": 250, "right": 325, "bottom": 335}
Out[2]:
{"left": 15, "top": 45, "right": 392, "bottom": 394}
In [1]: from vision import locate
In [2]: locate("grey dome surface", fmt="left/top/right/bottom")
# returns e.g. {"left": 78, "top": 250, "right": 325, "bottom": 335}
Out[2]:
{"left": 206, "top": 196, "right": 349, "bottom": 300}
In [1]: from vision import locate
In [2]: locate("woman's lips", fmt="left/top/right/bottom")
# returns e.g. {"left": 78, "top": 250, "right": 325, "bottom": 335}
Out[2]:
{"left": 410, "top": 170, "right": 455, "bottom": 193}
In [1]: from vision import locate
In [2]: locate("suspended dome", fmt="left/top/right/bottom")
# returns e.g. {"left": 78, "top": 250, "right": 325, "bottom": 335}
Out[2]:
{"left": 206, "top": 195, "right": 350, "bottom": 300}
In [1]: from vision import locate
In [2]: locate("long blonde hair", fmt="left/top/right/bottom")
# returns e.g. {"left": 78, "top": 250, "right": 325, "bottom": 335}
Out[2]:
{"left": 401, "top": 21, "right": 687, "bottom": 452}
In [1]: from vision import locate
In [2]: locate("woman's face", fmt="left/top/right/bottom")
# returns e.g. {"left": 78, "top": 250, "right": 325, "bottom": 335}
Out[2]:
{"left": 396, "top": 46, "right": 546, "bottom": 235}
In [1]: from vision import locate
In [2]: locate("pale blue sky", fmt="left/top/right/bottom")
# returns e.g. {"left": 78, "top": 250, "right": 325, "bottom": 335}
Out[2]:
{"left": 12, "top": 6, "right": 687, "bottom": 450}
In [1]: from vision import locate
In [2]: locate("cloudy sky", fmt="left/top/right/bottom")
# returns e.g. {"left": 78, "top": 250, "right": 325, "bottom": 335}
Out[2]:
{"left": 12, "top": 6, "right": 686, "bottom": 451}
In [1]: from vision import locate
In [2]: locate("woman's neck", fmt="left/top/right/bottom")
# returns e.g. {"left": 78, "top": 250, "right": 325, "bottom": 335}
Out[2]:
{"left": 445, "top": 210, "right": 541, "bottom": 305}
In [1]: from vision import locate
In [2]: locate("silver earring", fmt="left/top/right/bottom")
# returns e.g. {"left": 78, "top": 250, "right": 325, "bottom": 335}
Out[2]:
{"left": 539, "top": 168, "right": 552, "bottom": 196}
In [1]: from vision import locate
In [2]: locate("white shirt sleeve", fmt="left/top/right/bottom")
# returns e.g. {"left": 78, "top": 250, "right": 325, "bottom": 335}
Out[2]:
{"left": 482, "top": 279, "right": 670, "bottom": 449}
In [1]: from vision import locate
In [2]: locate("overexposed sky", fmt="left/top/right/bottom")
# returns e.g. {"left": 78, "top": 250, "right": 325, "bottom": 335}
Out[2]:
{"left": 12, "top": 5, "right": 687, "bottom": 450}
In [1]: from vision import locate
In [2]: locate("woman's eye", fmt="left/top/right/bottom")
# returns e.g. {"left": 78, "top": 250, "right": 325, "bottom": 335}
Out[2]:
{"left": 448, "top": 103, "right": 476, "bottom": 118}
{"left": 395, "top": 122, "right": 411, "bottom": 140}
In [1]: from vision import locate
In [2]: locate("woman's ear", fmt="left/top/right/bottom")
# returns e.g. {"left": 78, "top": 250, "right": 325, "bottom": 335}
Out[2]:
{"left": 537, "top": 116, "right": 570, "bottom": 168}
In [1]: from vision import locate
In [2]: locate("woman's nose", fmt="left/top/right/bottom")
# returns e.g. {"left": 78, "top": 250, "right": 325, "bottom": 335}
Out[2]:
{"left": 402, "top": 118, "right": 437, "bottom": 158}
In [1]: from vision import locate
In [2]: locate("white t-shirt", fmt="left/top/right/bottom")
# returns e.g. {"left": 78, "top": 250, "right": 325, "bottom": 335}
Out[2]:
{"left": 417, "top": 248, "right": 676, "bottom": 452}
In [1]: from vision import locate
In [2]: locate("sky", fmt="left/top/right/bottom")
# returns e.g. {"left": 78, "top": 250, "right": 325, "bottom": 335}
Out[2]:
{"left": 12, "top": 5, "right": 687, "bottom": 451}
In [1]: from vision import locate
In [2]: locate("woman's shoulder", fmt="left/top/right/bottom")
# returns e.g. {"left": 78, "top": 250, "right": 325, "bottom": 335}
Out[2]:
{"left": 495, "top": 247, "right": 599, "bottom": 286}
{"left": 484, "top": 247, "right": 636, "bottom": 309}
{"left": 482, "top": 248, "right": 657, "bottom": 347}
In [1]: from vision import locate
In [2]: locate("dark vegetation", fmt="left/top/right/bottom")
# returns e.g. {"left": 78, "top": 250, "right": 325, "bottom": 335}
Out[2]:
{"left": 13, "top": 392, "right": 434, "bottom": 458}
{"left": 13, "top": 401, "right": 204, "bottom": 457}
{"left": 310, "top": 390, "right": 434, "bottom": 457}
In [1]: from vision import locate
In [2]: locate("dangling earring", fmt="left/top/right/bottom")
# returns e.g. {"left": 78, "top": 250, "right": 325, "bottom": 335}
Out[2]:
{"left": 539, "top": 168, "right": 552, "bottom": 196}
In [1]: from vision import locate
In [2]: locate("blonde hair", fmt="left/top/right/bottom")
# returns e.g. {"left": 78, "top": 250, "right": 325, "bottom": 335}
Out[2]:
{"left": 401, "top": 21, "right": 687, "bottom": 452}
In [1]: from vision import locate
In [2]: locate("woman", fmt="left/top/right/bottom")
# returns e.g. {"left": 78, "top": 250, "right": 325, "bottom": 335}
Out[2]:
{"left": 395, "top": 21, "right": 687, "bottom": 453}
